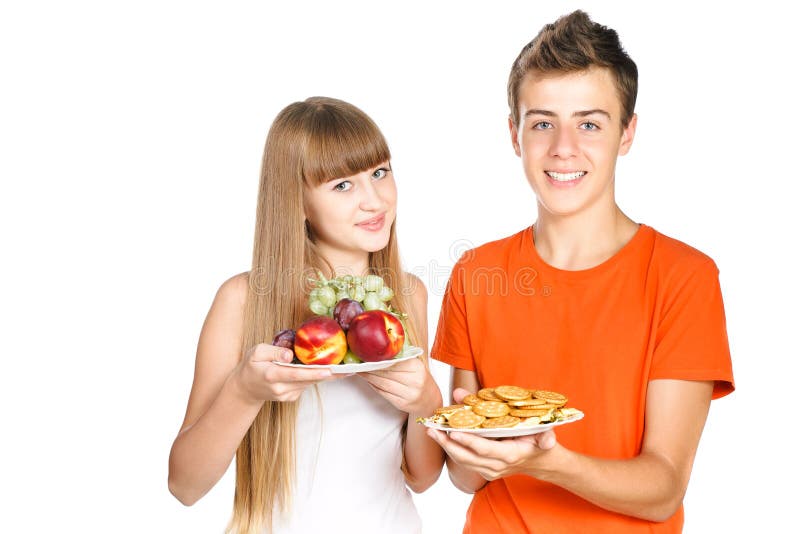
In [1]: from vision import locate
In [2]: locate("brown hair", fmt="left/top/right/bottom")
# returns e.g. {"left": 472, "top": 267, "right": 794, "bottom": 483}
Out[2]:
{"left": 507, "top": 10, "right": 638, "bottom": 129}
{"left": 228, "top": 96, "right": 420, "bottom": 533}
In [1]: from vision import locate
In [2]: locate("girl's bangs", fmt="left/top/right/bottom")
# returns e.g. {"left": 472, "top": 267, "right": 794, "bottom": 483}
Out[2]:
{"left": 302, "top": 112, "right": 390, "bottom": 186}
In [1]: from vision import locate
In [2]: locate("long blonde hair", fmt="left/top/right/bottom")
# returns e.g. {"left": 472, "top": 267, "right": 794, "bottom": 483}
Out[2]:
{"left": 229, "top": 97, "right": 420, "bottom": 534}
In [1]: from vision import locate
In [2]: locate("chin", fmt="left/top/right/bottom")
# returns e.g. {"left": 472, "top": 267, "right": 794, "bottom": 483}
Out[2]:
{"left": 361, "top": 237, "right": 391, "bottom": 253}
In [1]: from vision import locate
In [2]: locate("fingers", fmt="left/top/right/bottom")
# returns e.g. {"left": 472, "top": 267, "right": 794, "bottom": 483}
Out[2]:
{"left": 248, "top": 343, "right": 294, "bottom": 363}
{"left": 452, "top": 387, "right": 471, "bottom": 403}
{"left": 360, "top": 372, "right": 405, "bottom": 394}
{"left": 365, "top": 381, "right": 407, "bottom": 407}
{"left": 265, "top": 363, "right": 333, "bottom": 384}
{"left": 426, "top": 430, "right": 509, "bottom": 476}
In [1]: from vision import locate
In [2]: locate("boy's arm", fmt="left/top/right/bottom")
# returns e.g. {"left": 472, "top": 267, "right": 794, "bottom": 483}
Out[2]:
{"left": 429, "top": 377, "right": 713, "bottom": 522}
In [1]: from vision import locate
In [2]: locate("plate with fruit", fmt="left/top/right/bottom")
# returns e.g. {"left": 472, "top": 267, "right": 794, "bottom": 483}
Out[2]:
{"left": 275, "top": 345, "right": 424, "bottom": 373}
{"left": 272, "top": 273, "right": 423, "bottom": 373}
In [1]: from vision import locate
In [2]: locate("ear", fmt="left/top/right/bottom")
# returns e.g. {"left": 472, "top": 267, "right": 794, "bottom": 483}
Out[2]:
{"left": 618, "top": 113, "right": 637, "bottom": 156}
{"left": 508, "top": 116, "right": 521, "bottom": 157}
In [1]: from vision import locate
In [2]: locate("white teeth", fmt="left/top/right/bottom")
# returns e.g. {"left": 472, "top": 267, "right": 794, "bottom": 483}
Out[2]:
{"left": 546, "top": 171, "right": 586, "bottom": 182}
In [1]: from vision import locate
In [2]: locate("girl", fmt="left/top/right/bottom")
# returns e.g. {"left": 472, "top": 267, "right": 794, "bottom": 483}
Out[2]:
{"left": 168, "top": 97, "right": 443, "bottom": 534}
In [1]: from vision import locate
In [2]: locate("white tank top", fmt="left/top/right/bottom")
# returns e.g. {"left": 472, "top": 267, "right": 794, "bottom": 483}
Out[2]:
{"left": 271, "top": 375, "right": 422, "bottom": 534}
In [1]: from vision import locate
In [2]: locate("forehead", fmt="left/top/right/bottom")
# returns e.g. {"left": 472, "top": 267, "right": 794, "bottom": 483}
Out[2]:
{"left": 517, "top": 67, "right": 622, "bottom": 118}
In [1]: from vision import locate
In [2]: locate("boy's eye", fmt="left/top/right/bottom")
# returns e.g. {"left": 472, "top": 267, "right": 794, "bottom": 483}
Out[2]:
{"left": 580, "top": 122, "right": 600, "bottom": 131}
{"left": 533, "top": 121, "right": 553, "bottom": 130}
{"left": 333, "top": 181, "right": 352, "bottom": 192}
{"left": 372, "top": 168, "right": 389, "bottom": 180}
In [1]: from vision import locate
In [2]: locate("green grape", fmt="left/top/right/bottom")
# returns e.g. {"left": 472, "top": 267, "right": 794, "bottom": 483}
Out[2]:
{"left": 341, "top": 274, "right": 354, "bottom": 284}
{"left": 336, "top": 290, "right": 350, "bottom": 302}
{"left": 377, "top": 285, "right": 394, "bottom": 302}
{"left": 363, "top": 291, "right": 385, "bottom": 311}
{"left": 309, "top": 299, "right": 328, "bottom": 315}
{"left": 342, "top": 350, "right": 362, "bottom": 364}
{"left": 309, "top": 287, "right": 321, "bottom": 300}
{"left": 349, "top": 285, "right": 366, "bottom": 302}
{"left": 363, "top": 274, "right": 384, "bottom": 292}
{"left": 318, "top": 285, "right": 336, "bottom": 307}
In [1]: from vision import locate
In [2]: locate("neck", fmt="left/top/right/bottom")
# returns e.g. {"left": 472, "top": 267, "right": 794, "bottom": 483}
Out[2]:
{"left": 533, "top": 203, "right": 638, "bottom": 270}
{"left": 314, "top": 242, "right": 371, "bottom": 278}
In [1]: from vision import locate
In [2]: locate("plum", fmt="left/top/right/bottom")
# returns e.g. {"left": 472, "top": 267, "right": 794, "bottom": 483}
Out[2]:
{"left": 332, "top": 298, "right": 364, "bottom": 331}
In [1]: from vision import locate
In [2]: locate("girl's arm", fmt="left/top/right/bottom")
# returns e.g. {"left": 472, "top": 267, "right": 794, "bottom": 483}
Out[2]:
{"left": 168, "top": 274, "right": 335, "bottom": 505}
{"left": 399, "top": 277, "right": 444, "bottom": 493}
{"left": 359, "top": 275, "right": 444, "bottom": 493}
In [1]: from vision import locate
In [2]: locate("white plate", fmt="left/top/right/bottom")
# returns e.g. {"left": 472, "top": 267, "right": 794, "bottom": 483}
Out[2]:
{"left": 274, "top": 345, "right": 424, "bottom": 374}
{"left": 422, "top": 412, "right": 584, "bottom": 438}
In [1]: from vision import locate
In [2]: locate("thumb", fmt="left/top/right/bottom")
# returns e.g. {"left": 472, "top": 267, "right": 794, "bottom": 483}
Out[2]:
{"left": 452, "top": 387, "right": 471, "bottom": 404}
{"left": 535, "top": 430, "right": 557, "bottom": 450}
{"left": 249, "top": 343, "right": 294, "bottom": 363}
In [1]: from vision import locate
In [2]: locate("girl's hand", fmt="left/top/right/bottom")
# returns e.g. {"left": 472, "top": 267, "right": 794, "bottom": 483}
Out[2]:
{"left": 359, "top": 357, "right": 442, "bottom": 416}
{"left": 232, "top": 343, "right": 336, "bottom": 404}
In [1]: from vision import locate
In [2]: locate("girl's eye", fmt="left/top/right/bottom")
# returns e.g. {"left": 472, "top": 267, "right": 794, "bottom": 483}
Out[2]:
{"left": 533, "top": 121, "right": 553, "bottom": 130}
{"left": 580, "top": 122, "right": 600, "bottom": 131}
{"left": 372, "top": 168, "right": 389, "bottom": 180}
{"left": 333, "top": 181, "right": 352, "bottom": 192}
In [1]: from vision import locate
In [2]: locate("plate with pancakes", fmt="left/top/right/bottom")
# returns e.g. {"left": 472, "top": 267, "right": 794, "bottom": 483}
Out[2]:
{"left": 418, "top": 385, "right": 584, "bottom": 438}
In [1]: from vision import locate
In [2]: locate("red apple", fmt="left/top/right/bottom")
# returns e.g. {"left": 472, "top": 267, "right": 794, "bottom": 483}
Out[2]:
{"left": 346, "top": 310, "right": 405, "bottom": 362}
{"left": 294, "top": 316, "right": 347, "bottom": 365}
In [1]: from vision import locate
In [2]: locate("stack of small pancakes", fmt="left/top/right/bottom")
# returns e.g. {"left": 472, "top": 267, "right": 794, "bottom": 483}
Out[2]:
{"left": 422, "top": 385, "right": 582, "bottom": 430}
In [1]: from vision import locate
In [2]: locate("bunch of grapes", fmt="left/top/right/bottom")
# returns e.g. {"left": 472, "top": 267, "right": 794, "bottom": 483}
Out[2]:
{"left": 308, "top": 272, "right": 399, "bottom": 317}
{"left": 273, "top": 271, "right": 409, "bottom": 365}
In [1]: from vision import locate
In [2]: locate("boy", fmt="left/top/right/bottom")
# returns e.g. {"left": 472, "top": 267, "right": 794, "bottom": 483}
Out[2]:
{"left": 427, "top": 10, "right": 734, "bottom": 533}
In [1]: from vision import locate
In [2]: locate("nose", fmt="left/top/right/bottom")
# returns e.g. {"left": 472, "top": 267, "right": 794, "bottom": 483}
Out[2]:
{"left": 550, "top": 126, "right": 578, "bottom": 159}
{"left": 358, "top": 177, "right": 385, "bottom": 212}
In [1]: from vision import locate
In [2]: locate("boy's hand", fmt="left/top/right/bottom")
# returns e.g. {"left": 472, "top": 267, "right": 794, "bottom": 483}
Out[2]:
{"left": 427, "top": 425, "right": 558, "bottom": 482}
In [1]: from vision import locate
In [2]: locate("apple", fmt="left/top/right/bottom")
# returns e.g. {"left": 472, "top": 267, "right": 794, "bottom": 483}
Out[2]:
{"left": 346, "top": 310, "right": 405, "bottom": 362}
{"left": 294, "top": 316, "right": 347, "bottom": 365}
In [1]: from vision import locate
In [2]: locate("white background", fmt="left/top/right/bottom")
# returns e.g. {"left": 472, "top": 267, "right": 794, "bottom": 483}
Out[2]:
{"left": 1, "top": 1, "right": 797, "bottom": 532}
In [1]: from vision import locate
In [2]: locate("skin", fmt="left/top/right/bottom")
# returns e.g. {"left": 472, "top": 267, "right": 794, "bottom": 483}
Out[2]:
{"left": 169, "top": 162, "right": 443, "bottom": 505}
{"left": 426, "top": 67, "right": 715, "bottom": 522}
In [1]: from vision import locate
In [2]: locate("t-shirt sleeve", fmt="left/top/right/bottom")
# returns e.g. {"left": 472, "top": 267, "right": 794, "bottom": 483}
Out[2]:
{"left": 650, "top": 258, "right": 735, "bottom": 399}
{"left": 430, "top": 254, "right": 476, "bottom": 371}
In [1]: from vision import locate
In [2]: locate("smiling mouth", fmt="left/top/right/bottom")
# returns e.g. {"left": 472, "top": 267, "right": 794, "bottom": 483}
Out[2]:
{"left": 356, "top": 213, "right": 386, "bottom": 229}
{"left": 546, "top": 171, "right": 587, "bottom": 182}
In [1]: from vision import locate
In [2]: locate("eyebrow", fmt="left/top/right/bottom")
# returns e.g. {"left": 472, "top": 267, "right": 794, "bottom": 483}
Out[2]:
{"left": 525, "top": 108, "right": 612, "bottom": 120}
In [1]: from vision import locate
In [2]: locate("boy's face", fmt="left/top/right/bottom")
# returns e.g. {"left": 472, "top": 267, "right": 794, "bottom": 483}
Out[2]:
{"left": 509, "top": 67, "right": 636, "bottom": 218}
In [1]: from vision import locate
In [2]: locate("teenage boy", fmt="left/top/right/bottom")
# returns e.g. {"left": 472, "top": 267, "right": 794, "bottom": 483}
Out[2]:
{"left": 427, "top": 10, "right": 734, "bottom": 533}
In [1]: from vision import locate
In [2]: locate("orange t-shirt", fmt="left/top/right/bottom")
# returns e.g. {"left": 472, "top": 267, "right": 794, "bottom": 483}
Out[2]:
{"left": 431, "top": 224, "right": 734, "bottom": 533}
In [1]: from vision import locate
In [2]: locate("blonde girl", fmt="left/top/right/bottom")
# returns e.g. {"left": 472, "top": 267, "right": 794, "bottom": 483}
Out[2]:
{"left": 168, "top": 97, "right": 443, "bottom": 533}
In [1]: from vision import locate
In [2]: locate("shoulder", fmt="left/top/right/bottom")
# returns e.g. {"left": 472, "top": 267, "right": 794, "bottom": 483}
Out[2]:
{"left": 646, "top": 228, "right": 721, "bottom": 299}
{"left": 649, "top": 227, "right": 719, "bottom": 277}
{"left": 213, "top": 271, "right": 250, "bottom": 310}
{"left": 457, "top": 227, "right": 531, "bottom": 270}
{"left": 402, "top": 272, "right": 428, "bottom": 308}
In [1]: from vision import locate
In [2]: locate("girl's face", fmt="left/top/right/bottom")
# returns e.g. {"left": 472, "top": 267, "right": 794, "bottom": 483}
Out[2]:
{"left": 304, "top": 161, "right": 397, "bottom": 260}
